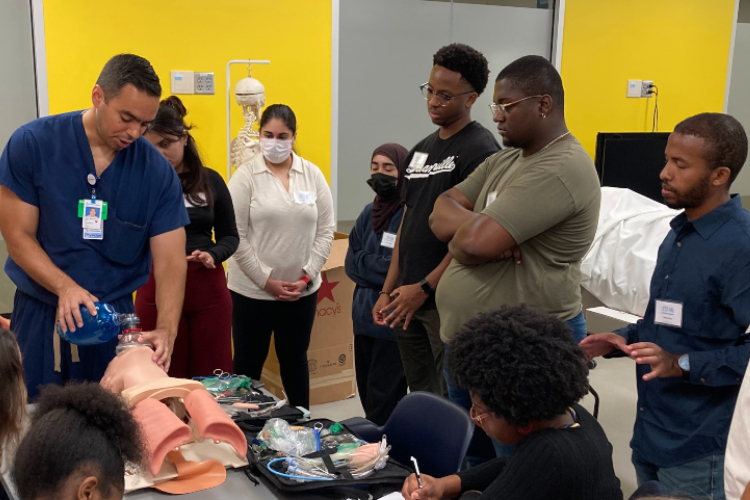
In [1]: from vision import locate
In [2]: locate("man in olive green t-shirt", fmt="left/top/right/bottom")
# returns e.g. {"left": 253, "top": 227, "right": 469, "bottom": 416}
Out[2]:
{"left": 429, "top": 55, "right": 600, "bottom": 462}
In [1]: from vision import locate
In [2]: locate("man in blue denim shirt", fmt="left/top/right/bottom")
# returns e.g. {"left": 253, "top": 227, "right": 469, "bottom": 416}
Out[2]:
{"left": 583, "top": 113, "right": 750, "bottom": 500}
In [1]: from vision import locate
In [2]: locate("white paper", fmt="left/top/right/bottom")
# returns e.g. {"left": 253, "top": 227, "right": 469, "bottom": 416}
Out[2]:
{"left": 378, "top": 493, "right": 404, "bottom": 500}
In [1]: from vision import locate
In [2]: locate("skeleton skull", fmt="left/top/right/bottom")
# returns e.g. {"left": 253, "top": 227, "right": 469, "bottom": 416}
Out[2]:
{"left": 235, "top": 77, "right": 266, "bottom": 123}
{"left": 231, "top": 76, "right": 266, "bottom": 168}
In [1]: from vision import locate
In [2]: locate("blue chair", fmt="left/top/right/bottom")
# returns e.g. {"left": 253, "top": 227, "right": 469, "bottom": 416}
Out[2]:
{"left": 628, "top": 480, "right": 667, "bottom": 500}
{"left": 342, "top": 391, "right": 474, "bottom": 478}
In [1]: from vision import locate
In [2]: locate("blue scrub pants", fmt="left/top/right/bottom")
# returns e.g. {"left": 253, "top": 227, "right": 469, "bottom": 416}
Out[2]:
{"left": 12, "top": 290, "right": 134, "bottom": 400}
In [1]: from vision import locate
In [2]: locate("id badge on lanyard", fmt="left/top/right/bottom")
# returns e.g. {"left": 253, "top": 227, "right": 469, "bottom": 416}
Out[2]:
{"left": 79, "top": 173, "right": 108, "bottom": 240}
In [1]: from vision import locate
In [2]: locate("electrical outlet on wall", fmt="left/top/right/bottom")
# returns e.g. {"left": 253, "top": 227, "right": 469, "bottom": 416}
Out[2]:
{"left": 641, "top": 80, "right": 654, "bottom": 98}
{"left": 195, "top": 73, "right": 215, "bottom": 95}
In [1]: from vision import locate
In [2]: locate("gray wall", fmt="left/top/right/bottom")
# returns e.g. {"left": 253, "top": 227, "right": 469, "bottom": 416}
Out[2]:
{"left": 728, "top": 21, "right": 750, "bottom": 200}
{"left": 337, "top": 0, "right": 553, "bottom": 223}
{"left": 0, "top": 0, "right": 38, "bottom": 313}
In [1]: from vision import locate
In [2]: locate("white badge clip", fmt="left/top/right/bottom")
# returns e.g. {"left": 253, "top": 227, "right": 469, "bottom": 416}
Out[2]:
{"left": 381, "top": 232, "right": 397, "bottom": 249}
{"left": 409, "top": 152, "right": 428, "bottom": 173}
{"left": 293, "top": 191, "right": 315, "bottom": 205}
{"left": 486, "top": 191, "right": 498, "bottom": 206}
{"left": 654, "top": 300, "right": 683, "bottom": 328}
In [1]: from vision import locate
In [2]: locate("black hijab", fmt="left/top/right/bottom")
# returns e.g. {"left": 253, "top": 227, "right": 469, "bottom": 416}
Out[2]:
{"left": 371, "top": 143, "right": 408, "bottom": 234}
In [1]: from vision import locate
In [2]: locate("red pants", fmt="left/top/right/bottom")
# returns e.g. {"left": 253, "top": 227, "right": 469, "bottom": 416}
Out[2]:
{"left": 135, "top": 261, "right": 233, "bottom": 378}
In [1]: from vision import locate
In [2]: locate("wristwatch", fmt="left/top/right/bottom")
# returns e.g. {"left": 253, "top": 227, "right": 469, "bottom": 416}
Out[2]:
{"left": 301, "top": 276, "right": 313, "bottom": 291}
{"left": 678, "top": 354, "right": 690, "bottom": 381}
{"left": 419, "top": 279, "right": 434, "bottom": 295}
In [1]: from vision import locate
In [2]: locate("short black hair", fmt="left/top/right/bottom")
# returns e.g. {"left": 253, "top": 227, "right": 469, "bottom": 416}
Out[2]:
{"left": 96, "top": 54, "right": 161, "bottom": 100}
{"left": 12, "top": 383, "right": 145, "bottom": 500}
{"left": 433, "top": 43, "right": 490, "bottom": 96}
{"left": 496, "top": 55, "right": 564, "bottom": 110}
{"left": 447, "top": 305, "right": 589, "bottom": 428}
{"left": 673, "top": 113, "right": 748, "bottom": 185}
{"left": 260, "top": 104, "right": 297, "bottom": 135}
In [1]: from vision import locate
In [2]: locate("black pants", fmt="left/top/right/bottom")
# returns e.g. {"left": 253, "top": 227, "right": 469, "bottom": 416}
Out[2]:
{"left": 231, "top": 290, "right": 318, "bottom": 408}
{"left": 394, "top": 308, "right": 446, "bottom": 396}
{"left": 354, "top": 335, "right": 408, "bottom": 426}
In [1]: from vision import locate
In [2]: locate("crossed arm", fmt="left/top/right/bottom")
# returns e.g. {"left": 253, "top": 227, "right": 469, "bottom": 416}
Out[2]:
{"left": 429, "top": 188, "right": 520, "bottom": 266}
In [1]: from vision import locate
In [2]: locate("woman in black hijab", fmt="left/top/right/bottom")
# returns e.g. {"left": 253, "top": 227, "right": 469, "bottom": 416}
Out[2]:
{"left": 344, "top": 142, "right": 409, "bottom": 425}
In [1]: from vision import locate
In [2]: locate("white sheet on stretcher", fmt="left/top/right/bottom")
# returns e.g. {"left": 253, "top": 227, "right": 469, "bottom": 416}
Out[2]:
{"left": 581, "top": 187, "right": 680, "bottom": 316}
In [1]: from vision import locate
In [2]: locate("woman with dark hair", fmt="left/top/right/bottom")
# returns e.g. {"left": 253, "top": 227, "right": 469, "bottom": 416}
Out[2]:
{"left": 11, "top": 382, "right": 144, "bottom": 500}
{"left": 227, "top": 104, "right": 334, "bottom": 409}
{"left": 136, "top": 96, "right": 238, "bottom": 378}
{"left": 0, "top": 328, "right": 26, "bottom": 471}
{"left": 402, "top": 305, "right": 622, "bottom": 500}
{"left": 345, "top": 143, "right": 409, "bottom": 425}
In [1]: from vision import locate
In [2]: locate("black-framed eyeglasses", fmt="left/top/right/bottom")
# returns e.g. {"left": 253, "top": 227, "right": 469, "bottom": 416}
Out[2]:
{"left": 420, "top": 83, "right": 475, "bottom": 107}
{"left": 489, "top": 95, "right": 543, "bottom": 117}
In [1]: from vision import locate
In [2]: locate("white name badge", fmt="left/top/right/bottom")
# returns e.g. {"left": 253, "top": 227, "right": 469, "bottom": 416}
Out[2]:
{"left": 293, "top": 191, "right": 315, "bottom": 205}
{"left": 654, "top": 300, "right": 683, "bottom": 328}
{"left": 381, "top": 232, "right": 397, "bottom": 249}
{"left": 409, "top": 152, "right": 428, "bottom": 172}
{"left": 82, "top": 200, "right": 104, "bottom": 230}
{"left": 83, "top": 228, "right": 103, "bottom": 240}
{"left": 486, "top": 191, "right": 498, "bottom": 206}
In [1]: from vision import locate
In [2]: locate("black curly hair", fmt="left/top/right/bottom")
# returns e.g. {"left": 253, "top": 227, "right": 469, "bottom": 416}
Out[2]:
{"left": 447, "top": 305, "right": 589, "bottom": 428}
{"left": 12, "top": 383, "right": 145, "bottom": 500}
{"left": 433, "top": 43, "right": 490, "bottom": 96}
{"left": 673, "top": 113, "right": 748, "bottom": 186}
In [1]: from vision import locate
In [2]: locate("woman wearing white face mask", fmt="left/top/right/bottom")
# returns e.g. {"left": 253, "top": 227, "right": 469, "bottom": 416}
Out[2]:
{"left": 227, "top": 104, "right": 335, "bottom": 409}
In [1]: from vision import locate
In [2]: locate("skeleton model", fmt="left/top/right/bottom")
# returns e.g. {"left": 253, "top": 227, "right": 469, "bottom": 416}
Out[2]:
{"left": 230, "top": 71, "right": 266, "bottom": 169}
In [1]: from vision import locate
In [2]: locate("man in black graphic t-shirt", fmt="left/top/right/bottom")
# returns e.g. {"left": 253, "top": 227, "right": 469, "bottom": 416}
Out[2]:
{"left": 372, "top": 44, "right": 499, "bottom": 398}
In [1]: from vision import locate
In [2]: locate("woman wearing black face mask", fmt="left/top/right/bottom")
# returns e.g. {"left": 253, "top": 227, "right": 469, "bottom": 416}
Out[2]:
{"left": 344, "top": 143, "right": 409, "bottom": 425}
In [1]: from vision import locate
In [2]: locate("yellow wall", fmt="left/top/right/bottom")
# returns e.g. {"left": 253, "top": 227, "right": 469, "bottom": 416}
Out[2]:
{"left": 42, "top": 0, "right": 332, "bottom": 181}
{"left": 561, "top": 0, "right": 736, "bottom": 157}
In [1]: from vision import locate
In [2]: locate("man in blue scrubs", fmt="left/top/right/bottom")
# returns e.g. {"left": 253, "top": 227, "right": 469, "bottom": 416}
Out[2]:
{"left": 583, "top": 113, "right": 750, "bottom": 500}
{"left": 0, "top": 54, "right": 189, "bottom": 399}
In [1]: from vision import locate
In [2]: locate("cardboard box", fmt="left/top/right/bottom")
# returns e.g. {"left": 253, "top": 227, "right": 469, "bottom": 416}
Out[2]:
{"left": 261, "top": 232, "right": 357, "bottom": 406}
{"left": 585, "top": 306, "right": 640, "bottom": 334}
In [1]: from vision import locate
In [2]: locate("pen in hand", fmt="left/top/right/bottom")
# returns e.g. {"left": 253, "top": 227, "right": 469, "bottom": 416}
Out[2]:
{"left": 411, "top": 456, "right": 423, "bottom": 489}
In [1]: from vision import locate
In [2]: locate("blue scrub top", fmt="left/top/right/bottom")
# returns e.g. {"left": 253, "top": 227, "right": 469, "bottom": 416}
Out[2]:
{"left": 0, "top": 110, "right": 190, "bottom": 306}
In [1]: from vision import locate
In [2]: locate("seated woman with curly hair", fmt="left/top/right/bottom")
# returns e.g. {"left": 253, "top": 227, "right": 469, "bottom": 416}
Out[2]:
{"left": 402, "top": 305, "right": 623, "bottom": 500}
{"left": 11, "top": 382, "right": 145, "bottom": 500}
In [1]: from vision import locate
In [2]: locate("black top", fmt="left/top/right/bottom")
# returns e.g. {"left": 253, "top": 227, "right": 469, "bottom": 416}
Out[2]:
{"left": 457, "top": 404, "right": 623, "bottom": 500}
{"left": 185, "top": 168, "right": 239, "bottom": 264}
{"left": 399, "top": 121, "right": 499, "bottom": 308}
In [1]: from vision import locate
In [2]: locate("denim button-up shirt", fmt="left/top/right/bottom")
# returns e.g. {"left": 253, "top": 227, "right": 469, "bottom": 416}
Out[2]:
{"left": 616, "top": 195, "right": 750, "bottom": 467}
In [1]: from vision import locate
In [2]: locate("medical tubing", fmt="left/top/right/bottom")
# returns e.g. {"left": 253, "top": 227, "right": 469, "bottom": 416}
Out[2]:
{"left": 266, "top": 458, "right": 332, "bottom": 482}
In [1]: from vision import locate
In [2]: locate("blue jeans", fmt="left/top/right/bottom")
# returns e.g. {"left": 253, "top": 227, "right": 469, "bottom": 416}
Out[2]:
{"left": 632, "top": 451, "right": 725, "bottom": 500}
{"left": 567, "top": 309, "right": 587, "bottom": 343}
{"left": 443, "top": 310, "right": 588, "bottom": 465}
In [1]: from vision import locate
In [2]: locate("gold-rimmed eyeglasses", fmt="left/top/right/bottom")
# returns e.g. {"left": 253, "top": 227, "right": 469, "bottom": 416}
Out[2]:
{"left": 470, "top": 404, "right": 490, "bottom": 425}
{"left": 489, "top": 95, "right": 543, "bottom": 117}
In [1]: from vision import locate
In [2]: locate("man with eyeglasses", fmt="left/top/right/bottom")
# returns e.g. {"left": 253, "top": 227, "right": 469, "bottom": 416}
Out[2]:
{"left": 372, "top": 43, "right": 499, "bottom": 401}
{"left": 429, "top": 55, "right": 600, "bottom": 458}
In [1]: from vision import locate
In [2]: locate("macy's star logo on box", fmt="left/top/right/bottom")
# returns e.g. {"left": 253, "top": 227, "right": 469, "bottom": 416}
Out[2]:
{"left": 317, "top": 273, "right": 339, "bottom": 304}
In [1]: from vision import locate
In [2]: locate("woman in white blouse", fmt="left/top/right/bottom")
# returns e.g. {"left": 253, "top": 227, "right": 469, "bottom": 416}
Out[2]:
{"left": 227, "top": 104, "right": 334, "bottom": 408}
